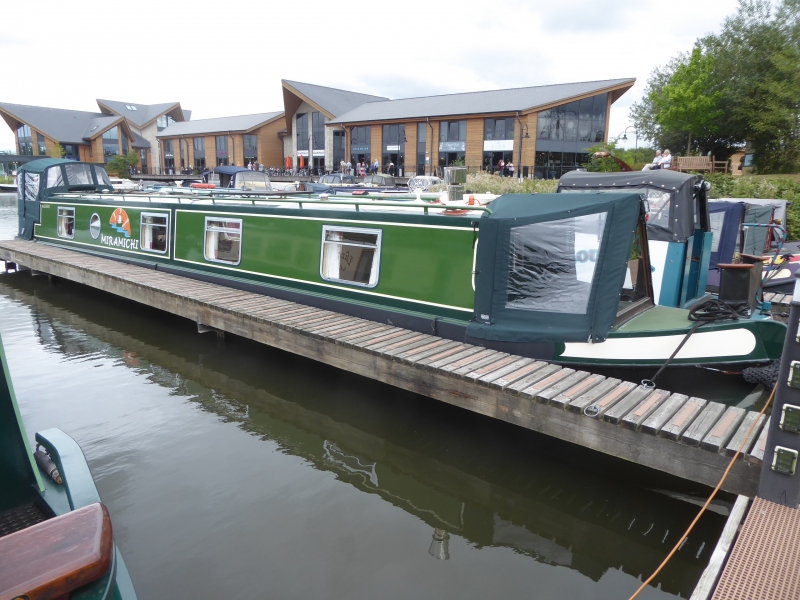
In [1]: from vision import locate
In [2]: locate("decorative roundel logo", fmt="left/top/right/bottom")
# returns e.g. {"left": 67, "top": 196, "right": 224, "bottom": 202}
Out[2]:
{"left": 109, "top": 208, "right": 131, "bottom": 238}
{"left": 89, "top": 213, "right": 101, "bottom": 239}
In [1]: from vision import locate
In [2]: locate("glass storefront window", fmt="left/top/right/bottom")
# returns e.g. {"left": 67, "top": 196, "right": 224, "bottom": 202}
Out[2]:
{"left": 484, "top": 118, "right": 515, "bottom": 140}
{"left": 37, "top": 133, "right": 46, "bottom": 155}
{"left": 121, "top": 131, "right": 129, "bottom": 154}
{"left": 102, "top": 127, "right": 119, "bottom": 162}
{"left": 296, "top": 113, "right": 309, "bottom": 152}
{"left": 350, "top": 125, "right": 371, "bottom": 165}
{"left": 215, "top": 136, "right": 228, "bottom": 165}
{"left": 194, "top": 137, "right": 205, "bottom": 158}
{"left": 243, "top": 134, "right": 257, "bottom": 162}
{"left": 417, "top": 123, "right": 427, "bottom": 175}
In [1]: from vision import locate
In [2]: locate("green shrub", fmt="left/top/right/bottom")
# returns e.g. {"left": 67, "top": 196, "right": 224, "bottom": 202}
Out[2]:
{"left": 434, "top": 172, "right": 558, "bottom": 195}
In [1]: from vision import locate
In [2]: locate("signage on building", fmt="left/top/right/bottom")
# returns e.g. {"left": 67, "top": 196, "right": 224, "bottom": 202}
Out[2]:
{"left": 385, "top": 145, "right": 400, "bottom": 152}
{"left": 312, "top": 149, "right": 325, "bottom": 157}
{"left": 351, "top": 146, "right": 370, "bottom": 152}
{"left": 297, "top": 150, "right": 309, "bottom": 157}
{"left": 216, "top": 152, "right": 227, "bottom": 158}
{"left": 483, "top": 140, "right": 514, "bottom": 151}
{"left": 439, "top": 141, "right": 466, "bottom": 152}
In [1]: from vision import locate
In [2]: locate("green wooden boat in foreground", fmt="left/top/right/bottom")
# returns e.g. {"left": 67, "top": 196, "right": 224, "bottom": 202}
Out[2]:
{"left": 0, "top": 329, "right": 137, "bottom": 599}
{"left": 15, "top": 159, "right": 786, "bottom": 370}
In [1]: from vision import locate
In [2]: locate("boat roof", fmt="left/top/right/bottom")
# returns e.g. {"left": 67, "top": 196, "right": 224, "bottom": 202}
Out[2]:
{"left": 18, "top": 158, "right": 77, "bottom": 174}
{"left": 207, "top": 166, "right": 250, "bottom": 175}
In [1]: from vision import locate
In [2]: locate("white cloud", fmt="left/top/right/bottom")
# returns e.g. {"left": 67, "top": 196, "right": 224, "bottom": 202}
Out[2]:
{"left": 0, "top": 0, "right": 740, "bottom": 151}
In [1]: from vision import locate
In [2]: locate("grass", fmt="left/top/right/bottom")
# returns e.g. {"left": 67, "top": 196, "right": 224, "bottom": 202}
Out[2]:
{"left": 0, "top": 175, "right": 13, "bottom": 184}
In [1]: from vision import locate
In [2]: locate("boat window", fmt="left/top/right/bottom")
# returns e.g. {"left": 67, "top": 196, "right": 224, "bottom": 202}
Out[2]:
{"left": 208, "top": 173, "right": 220, "bottom": 187}
{"left": 643, "top": 189, "right": 673, "bottom": 235}
{"left": 94, "top": 165, "right": 113, "bottom": 187}
{"left": 320, "top": 226, "right": 381, "bottom": 288}
{"left": 236, "top": 171, "right": 271, "bottom": 191}
{"left": 140, "top": 212, "right": 169, "bottom": 254}
{"left": 506, "top": 212, "right": 607, "bottom": 314}
{"left": 57, "top": 207, "right": 75, "bottom": 239}
{"left": 710, "top": 211, "right": 725, "bottom": 253}
{"left": 619, "top": 225, "right": 649, "bottom": 310}
{"left": 45, "top": 166, "right": 63, "bottom": 189}
{"left": 204, "top": 218, "right": 242, "bottom": 265}
{"left": 64, "top": 163, "right": 94, "bottom": 186}
{"left": 24, "top": 172, "right": 40, "bottom": 201}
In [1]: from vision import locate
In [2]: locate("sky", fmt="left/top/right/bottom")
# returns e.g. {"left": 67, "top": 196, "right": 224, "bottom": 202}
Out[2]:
{"left": 0, "top": 0, "right": 742, "bottom": 153}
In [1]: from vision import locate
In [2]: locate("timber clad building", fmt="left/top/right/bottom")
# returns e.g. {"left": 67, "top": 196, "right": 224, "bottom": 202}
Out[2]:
{"left": 1, "top": 76, "right": 634, "bottom": 179}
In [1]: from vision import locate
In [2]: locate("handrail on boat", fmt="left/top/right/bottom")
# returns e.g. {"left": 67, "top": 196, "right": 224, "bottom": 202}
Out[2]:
{"left": 46, "top": 191, "right": 493, "bottom": 214}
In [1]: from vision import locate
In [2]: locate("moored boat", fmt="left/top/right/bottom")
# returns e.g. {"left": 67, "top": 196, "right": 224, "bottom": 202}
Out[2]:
{"left": 15, "top": 158, "right": 785, "bottom": 370}
{"left": 0, "top": 329, "right": 137, "bottom": 599}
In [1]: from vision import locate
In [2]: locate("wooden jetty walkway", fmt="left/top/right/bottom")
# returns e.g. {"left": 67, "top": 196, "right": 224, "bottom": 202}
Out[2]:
{"left": 0, "top": 239, "right": 769, "bottom": 496}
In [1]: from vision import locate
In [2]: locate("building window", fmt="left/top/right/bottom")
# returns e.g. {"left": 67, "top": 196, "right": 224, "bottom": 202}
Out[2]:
{"left": 333, "top": 130, "right": 345, "bottom": 169}
{"left": 382, "top": 124, "right": 405, "bottom": 176}
{"left": 193, "top": 137, "right": 205, "bottom": 158}
{"left": 320, "top": 226, "right": 381, "bottom": 288}
{"left": 121, "top": 131, "right": 129, "bottom": 155}
{"left": 163, "top": 139, "right": 174, "bottom": 170}
{"left": 17, "top": 124, "right": 32, "bottom": 155}
{"left": 63, "top": 144, "right": 80, "bottom": 161}
{"left": 102, "top": 127, "right": 119, "bottom": 162}
{"left": 538, "top": 93, "right": 607, "bottom": 145}
{"left": 215, "top": 136, "right": 228, "bottom": 166}
{"left": 157, "top": 115, "right": 175, "bottom": 131}
{"left": 243, "top": 134, "right": 257, "bottom": 165}
{"left": 483, "top": 118, "right": 516, "bottom": 173}
{"left": 37, "top": 133, "right": 46, "bottom": 155}
{"left": 204, "top": 217, "right": 242, "bottom": 265}
{"left": 417, "top": 123, "right": 427, "bottom": 175}
{"left": 140, "top": 213, "right": 169, "bottom": 254}
{"left": 195, "top": 157, "right": 206, "bottom": 171}
{"left": 350, "top": 125, "right": 371, "bottom": 165}
{"left": 139, "top": 149, "right": 148, "bottom": 172}
{"left": 57, "top": 207, "right": 75, "bottom": 239}
{"left": 438, "top": 120, "right": 466, "bottom": 167}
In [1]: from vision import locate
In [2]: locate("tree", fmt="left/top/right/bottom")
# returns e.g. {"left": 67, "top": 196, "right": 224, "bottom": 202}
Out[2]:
{"left": 631, "top": 0, "right": 800, "bottom": 172}
{"left": 651, "top": 48, "right": 724, "bottom": 155}
{"left": 106, "top": 150, "right": 140, "bottom": 177}
{"left": 51, "top": 142, "right": 65, "bottom": 158}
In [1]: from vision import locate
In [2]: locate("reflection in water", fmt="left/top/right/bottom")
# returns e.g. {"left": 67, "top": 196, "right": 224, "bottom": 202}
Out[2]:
{"left": 0, "top": 270, "right": 730, "bottom": 599}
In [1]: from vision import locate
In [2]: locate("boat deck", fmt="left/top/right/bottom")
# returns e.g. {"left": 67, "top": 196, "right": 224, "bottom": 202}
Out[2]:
{"left": 710, "top": 497, "right": 800, "bottom": 600}
{"left": 0, "top": 239, "right": 770, "bottom": 496}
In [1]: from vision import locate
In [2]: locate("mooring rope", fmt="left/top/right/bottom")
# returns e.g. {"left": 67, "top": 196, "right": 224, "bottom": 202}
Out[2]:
{"left": 627, "top": 384, "right": 776, "bottom": 600}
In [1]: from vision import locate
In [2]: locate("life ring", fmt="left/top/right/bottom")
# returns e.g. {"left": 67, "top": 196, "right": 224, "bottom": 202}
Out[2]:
{"left": 191, "top": 183, "right": 215, "bottom": 189}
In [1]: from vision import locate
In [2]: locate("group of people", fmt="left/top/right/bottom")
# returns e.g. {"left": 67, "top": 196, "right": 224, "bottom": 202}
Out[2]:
{"left": 245, "top": 161, "right": 264, "bottom": 171}
{"left": 642, "top": 149, "right": 672, "bottom": 171}
{"left": 340, "top": 159, "right": 388, "bottom": 177}
{"left": 496, "top": 159, "right": 515, "bottom": 177}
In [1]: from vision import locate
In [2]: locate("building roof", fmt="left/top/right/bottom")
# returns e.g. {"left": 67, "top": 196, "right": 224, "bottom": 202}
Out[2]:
{"left": 0, "top": 102, "right": 128, "bottom": 145}
{"left": 96, "top": 99, "right": 188, "bottom": 128}
{"left": 156, "top": 111, "right": 283, "bottom": 137}
{"left": 282, "top": 80, "right": 388, "bottom": 119}
{"left": 131, "top": 130, "right": 150, "bottom": 149}
{"left": 328, "top": 78, "right": 635, "bottom": 124}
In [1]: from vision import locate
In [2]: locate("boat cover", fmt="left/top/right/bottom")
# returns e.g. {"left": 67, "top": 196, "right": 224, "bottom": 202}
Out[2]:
{"left": 468, "top": 192, "right": 641, "bottom": 344}
{"left": 709, "top": 201, "right": 744, "bottom": 270}
{"left": 557, "top": 170, "right": 703, "bottom": 243}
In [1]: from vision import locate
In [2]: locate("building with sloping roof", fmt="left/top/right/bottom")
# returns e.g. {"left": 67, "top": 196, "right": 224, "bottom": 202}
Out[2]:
{"left": 281, "top": 80, "right": 389, "bottom": 172}
{"left": 156, "top": 112, "right": 285, "bottom": 172}
{"left": 325, "top": 78, "right": 635, "bottom": 178}
{"left": 0, "top": 99, "right": 191, "bottom": 174}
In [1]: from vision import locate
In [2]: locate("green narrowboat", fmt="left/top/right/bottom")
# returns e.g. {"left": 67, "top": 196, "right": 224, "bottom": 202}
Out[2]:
{"left": 15, "top": 159, "right": 785, "bottom": 369}
{"left": 0, "top": 328, "right": 137, "bottom": 599}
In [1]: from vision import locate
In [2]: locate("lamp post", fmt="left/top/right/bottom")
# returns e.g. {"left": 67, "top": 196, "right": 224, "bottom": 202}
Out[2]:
{"left": 621, "top": 126, "right": 638, "bottom": 165}
{"left": 519, "top": 124, "right": 530, "bottom": 179}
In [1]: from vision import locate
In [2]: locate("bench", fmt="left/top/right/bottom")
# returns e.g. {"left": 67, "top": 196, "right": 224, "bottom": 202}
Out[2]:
{"left": 676, "top": 156, "right": 714, "bottom": 172}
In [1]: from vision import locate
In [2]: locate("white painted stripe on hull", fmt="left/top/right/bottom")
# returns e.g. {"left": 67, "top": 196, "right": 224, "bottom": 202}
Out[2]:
{"left": 561, "top": 328, "right": 757, "bottom": 361}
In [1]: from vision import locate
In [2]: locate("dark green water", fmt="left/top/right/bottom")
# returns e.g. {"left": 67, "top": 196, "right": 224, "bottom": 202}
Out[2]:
{"left": 0, "top": 194, "right": 731, "bottom": 599}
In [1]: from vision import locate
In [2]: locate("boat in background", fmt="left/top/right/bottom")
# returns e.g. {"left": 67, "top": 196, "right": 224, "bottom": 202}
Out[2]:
{"left": 0, "top": 329, "right": 137, "bottom": 599}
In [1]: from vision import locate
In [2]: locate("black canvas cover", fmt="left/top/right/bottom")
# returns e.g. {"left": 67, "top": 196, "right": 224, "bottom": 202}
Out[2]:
{"left": 468, "top": 193, "right": 642, "bottom": 344}
{"left": 558, "top": 170, "right": 701, "bottom": 242}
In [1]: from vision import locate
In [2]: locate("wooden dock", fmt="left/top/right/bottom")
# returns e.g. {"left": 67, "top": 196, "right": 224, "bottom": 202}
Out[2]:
{"left": 0, "top": 239, "right": 769, "bottom": 496}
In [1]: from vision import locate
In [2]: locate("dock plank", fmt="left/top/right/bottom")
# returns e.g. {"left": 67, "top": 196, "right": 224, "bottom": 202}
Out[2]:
{"left": 463, "top": 355, "right": 519, "bottom": 383}
{"left": 725, "top": 413, "right": 766, "bottom": 458}
{"left": 566, "top": 378, "right": 622, "bottom": 413}
{"left": 550, "top": 374, "right": 605, "bottom": 409}
{"left": 680, "top": 402, "right": 726, "bottom": 446}
{"left": 425, "top": 347, "right": 485, "bottom": 371}
{"left": 489, "top": 361, "right": 548, "bottom": 390}
{"left": 505, "top": 364, "right": 563, "bottom": 395}
{"left": 399, "top": 340, "right": 460, "bottom": 365}
{"left": 746, "top": 424, "right": 770, "bottom": 465}
{"left": 450, "top": 352, "right": 507, "bottom": 379}
{"left": 641, "top": 394, "right": 689, "bottom": 436}
{"left": 621, "top": 389, "right": 670, "bottom": 430}
{"left": 603, "top": 386, "right": 654, "bottom": 425}
{"left": 415, "top": 344, "right": 473, "bottom": 368}
{"left": 520, "top": 368, "right": 575, "bottom": 402}
{"left": 477, "top": 358, "right": 534, "bottom": 387}
{"left": 661, "top": 397, "right": 707, "bottom": 441}
{"left": 536, "top": 371, "right": 591, "bottom": 405}
{"left": 701, "top": 407, "right": 747, "bottom": 453}
{"left": 583, "top": 381, "right": 636, "bottom": 418}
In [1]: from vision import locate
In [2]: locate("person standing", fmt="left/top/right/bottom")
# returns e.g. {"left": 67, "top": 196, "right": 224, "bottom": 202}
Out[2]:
{"left": 497, "top": 158, "right": 505, "bottom": 176}
{"left": 507, "top": 161, "right": 515, "bottom": 178}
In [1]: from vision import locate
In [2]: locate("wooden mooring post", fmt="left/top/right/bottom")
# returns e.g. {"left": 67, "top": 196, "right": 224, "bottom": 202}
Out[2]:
{"left": 0, "top": 240, "right": 768, "bottom": 496}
